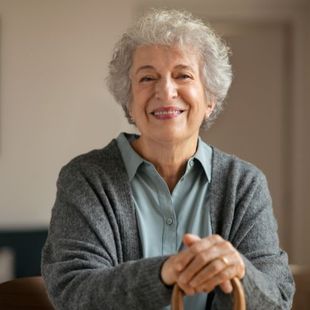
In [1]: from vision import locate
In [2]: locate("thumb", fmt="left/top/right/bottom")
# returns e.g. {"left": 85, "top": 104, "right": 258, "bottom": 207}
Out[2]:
{"left": 183, "top": 234, "right": 201, "bottom": 247}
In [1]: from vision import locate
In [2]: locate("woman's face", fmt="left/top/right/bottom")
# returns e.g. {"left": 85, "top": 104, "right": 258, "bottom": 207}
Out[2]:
{"left": 129, "top": 44, "right": 214, "bottom": 145}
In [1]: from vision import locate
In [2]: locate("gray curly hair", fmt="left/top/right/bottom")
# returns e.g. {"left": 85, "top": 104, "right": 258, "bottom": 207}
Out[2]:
{"left": 107, "top": 9, "right": 232, "bottom": 130}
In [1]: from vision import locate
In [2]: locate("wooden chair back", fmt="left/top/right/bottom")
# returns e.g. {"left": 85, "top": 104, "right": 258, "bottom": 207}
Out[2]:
{"left": 0, "top": 276, "right": 54, "bottom": 309}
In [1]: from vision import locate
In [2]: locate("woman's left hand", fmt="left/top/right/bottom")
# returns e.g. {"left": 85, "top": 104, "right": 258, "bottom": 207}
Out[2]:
{"left": 161, "top": 234, "right": 245, "bottom": 295}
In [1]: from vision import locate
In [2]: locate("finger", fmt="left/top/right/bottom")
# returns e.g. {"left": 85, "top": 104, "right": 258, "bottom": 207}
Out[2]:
{"left": 161, "top": 255, "right": 179, "bottom": 285}
{"left": 172, "top": 235, "right": 213, "bottom": 288}
{"left": 189, "top": 253, "right": 234, "bottom": 287}
{"left": 173, "top": 248, "right": 197, "bottom": 272}
{"left": 161, "top": 253, "right": 195, "bottom": 286}
{"left": 182, "top": 234, "right": 201, "bottom": 247}
{"left": 178, "top": 237, "right": 230, "bottom": 285}
{"left": 178, "top": 282, "right": 196, "bottom": 296}
{"left": 161, "top": 247, "right": 199, "bottom": 285}
{"left": 176, "top": 235, "right": 221, "bottom": 272}
{"left": 196, "top": 265, "right": 236, "bottom": 293}
{"left": 220, "top": 280, "right": 233, "bottom": 294}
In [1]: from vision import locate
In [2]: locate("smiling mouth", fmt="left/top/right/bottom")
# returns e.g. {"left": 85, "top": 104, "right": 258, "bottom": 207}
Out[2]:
{"left": 150, "top": 107, "right": 185, "bottom": 119}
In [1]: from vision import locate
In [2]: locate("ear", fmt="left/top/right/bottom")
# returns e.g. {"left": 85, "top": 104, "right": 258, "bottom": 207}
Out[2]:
{"left": 128, "top": 98, "right": 134, "bottom": 115}
{"left": 205, "top": 98, "right": 215, "bottom": 119}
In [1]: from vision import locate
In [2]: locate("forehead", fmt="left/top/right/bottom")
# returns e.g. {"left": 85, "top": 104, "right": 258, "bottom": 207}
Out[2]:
{"left": 131, "top": 44, "right": 201, "bottom": 72}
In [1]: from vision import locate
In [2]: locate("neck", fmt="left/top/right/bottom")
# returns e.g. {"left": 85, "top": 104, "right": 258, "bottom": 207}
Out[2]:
{"left": 131, "top": 136, "right": 198, "bottom": 191}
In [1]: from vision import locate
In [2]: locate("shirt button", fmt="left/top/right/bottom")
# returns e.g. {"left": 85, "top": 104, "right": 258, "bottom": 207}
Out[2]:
{"left": 166, "top": 218, "right": 173, "bottom": 225}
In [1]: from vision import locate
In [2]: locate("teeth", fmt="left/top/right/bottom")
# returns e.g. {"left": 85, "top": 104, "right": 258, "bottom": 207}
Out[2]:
{"left": 153, "top": 110, "right": 181, "bottom": 115}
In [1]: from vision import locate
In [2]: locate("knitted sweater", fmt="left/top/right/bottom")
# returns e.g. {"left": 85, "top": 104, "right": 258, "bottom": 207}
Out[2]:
{"left": 41, "top": 139, "right": 295, "bottom": 309}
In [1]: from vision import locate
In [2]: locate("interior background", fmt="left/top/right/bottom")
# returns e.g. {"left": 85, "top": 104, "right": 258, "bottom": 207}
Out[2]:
{"left": 0, "top": 0, "right": 309, "bottom": 273}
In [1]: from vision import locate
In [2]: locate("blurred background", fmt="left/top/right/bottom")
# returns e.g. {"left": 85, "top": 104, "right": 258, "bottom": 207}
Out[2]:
{"left": 0, "top": 0, "right": 309, "bottom": 305}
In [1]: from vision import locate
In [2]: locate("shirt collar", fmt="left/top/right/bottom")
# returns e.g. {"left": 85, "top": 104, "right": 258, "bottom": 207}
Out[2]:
{"left": 116, "top": 132, "right": 145, "bottom": 181}
{"left": 116, "top": 133, "right": 212, "bottom": 182}
{"left": 192, "top": 137, "right": 212, "bottom": 182}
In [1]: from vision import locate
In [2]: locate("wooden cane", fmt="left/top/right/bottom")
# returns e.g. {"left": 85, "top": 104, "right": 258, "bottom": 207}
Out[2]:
{"left": 171, "top": 277, "right": 246, "bottom": 310}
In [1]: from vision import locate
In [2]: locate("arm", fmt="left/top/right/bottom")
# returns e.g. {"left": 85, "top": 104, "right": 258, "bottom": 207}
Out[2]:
{"left": 212, "top": 169, "right": 295, "bottom": 309}
{"left": 41, "top": 163, "right": 172, "bottom": 310}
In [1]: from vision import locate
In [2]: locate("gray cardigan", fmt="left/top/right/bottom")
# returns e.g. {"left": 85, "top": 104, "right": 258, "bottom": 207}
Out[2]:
{"left": 41, "top": 139, "right": 295, "bottom": 309}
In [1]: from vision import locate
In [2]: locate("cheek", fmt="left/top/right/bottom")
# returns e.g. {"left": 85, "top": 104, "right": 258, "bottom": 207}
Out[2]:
{"left": 184, "top": 86, "right": 207, "bottom": 108}
{"left": 129, "top": 97, "right": 147, "bottom": 119}
{"left": 130, "top": 101, "right": 140, "bottom": 117}
{"left": 132, "top": 82, "right": 149, "bottom": 99}
{"left": 130, "top": 89, "right": 142, "bottom": 114}
{"left": 133, "top": 89, "right": 154, "bottom": 111}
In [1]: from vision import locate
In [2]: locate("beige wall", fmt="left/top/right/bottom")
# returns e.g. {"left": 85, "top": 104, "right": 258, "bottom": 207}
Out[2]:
{"left": 296, "top": 7, "right": 310, "bottom": 264}
{"left": 305, "top": 10, "right": 310, "bottom": 263}
{"left": 0, "top": 0, "right": 309, "bottom": 264}
{"left": 0, "top": 0, "right": 135, "bottom": 228}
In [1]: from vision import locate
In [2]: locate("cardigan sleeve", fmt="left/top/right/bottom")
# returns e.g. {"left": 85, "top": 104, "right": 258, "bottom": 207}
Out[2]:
{"left": 41, "top": 161, "right": 172, "bottom": 310}
{"left": 211, "top": 163, "right": 295, "bottom": 309}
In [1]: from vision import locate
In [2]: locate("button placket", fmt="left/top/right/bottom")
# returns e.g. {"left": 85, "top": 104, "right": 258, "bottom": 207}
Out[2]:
{"left": 166, "top": 217, "right": 173, "bottom": 225}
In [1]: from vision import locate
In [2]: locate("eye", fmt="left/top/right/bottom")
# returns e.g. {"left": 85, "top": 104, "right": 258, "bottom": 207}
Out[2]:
{"left": 176, "top": 73, "right": 193, "bottom": 80}
{"left": 139, "top": 76, "right": 156, "bottom": 83}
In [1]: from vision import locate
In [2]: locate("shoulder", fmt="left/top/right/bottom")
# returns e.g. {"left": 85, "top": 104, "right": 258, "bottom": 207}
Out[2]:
{"left": 212, "top": 146, "right": 266, "bottom": 182}
{"left": 57, "top": 139, "right": 126, "bottom": 186}
{"left": 65, "top": 139, "right": 120, "bottom": 168}
{"left": 69, "top": 139, "right": 120, "bottom": 165}
{"left": 210, "top": 146, "right": 270, "bottom": 203}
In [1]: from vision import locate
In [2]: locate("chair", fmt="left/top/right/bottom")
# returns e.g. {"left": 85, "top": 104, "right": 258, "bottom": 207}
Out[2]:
{"left": 0, "top": 276, "right": 54, "bottom": 309}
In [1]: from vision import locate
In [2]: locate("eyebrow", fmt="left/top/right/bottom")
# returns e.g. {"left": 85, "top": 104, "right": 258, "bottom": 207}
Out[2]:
{"left": 174, "top": 64, "right": 195, "bottom": 71}
{"left": 134, "top": 64, "right": 195, "bottom": 75}
{"left": 134, "top": 65, "right": 155, "bottom": 75}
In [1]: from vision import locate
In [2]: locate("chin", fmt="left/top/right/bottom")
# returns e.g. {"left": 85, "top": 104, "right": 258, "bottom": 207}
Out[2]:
{"left": 151, "top": 131, "right": 190, "bottom": 144}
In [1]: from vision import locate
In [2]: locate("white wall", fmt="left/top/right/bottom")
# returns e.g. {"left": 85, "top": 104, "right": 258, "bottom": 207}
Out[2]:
{"left": 0, "top": 0, "right": 309, "bottom": 264}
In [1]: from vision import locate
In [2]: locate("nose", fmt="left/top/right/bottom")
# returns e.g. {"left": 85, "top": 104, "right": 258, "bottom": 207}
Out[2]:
{"left": 155, "top": 77, "right": 178, "bottom": 102}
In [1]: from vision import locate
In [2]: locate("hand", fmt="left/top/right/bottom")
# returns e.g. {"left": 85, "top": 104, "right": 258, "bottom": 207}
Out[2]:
{"left": 161, "top": 234, "right": 245, "bottom": 295}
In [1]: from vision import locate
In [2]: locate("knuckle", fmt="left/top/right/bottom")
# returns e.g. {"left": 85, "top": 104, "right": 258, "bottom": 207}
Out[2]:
{"left": 180, "top": 284, "right": 195, "bottom": 295}
{"left": 212, "top": 234, "right": 222, "bottom": 242}
{"left": 237, "top": 261, "right": 246, "bottom": 278}
{"left": 207, "top": 246, "right": 217, "bottom": 257}
{"left": 217, "top": 270, "right": 228, "bottom": 282}
{"left": 210, "top": 261, "right": 222, "bottom": 274}
{"left": 205, "top": 281, "right": 216, "bottom": 292}
{"left": 199, "top": 282, "right": 210, "bottom": 292}
{"left": 225, "top": 240, "right": 233, "bottom": 249}
{"left": 219, "top": 239, "right": 233, "bottom": 251}
{"left": 195, "top": 254, "right": 205, "bottom": 265}
{"left": 231, "top": 251, "right": 243, "bottom": 265}
{"left": 190, "top": 244, "right": 202, "bottom": 255}
{"left": 199, "top": 251, "right": 212, "bottom": 264}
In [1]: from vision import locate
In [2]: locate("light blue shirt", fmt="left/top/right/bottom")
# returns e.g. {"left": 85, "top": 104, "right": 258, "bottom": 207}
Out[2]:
{"left": 117, "top": 132, "right": 213, "bottom": 310}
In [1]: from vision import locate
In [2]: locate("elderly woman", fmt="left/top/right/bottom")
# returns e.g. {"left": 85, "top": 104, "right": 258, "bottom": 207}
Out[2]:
{"left": 42, "top": 9, "right": 294, "bottom": 309}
